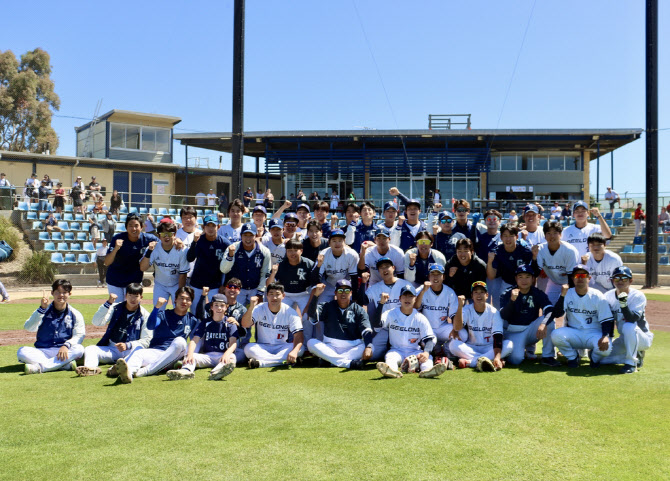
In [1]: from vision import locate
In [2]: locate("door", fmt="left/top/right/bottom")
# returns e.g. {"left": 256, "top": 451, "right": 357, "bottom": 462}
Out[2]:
{"left": 131, "top": 172, "right": 152, "bottom": 210}
{"left": 113, "top": 171, "right": 129, "bottom": 204}
{"left": 216, "top": 182, "right": 230, "bottom": 198}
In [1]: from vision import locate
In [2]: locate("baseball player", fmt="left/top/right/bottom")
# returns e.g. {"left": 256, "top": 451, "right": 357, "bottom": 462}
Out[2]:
{"left": 583, "top": 233, "right": 623, "bottom": 293}
{"left": 220, "top": 222, "right": 272, "bottom": 306}
{"left": 380, "top": 201, "right": 399, "bottom": 232}
{"left": 562, "top": 201, "right": 612, "bottom": 257}
{"left": 451, "top": 199, "right": 478, "bottom": 243}
{"left": 388, "top": 187, "right": 427, "bottom": 251}
{"left": 186, "top": 214, "right": 232, "bottom": 310}
{"left": 281, "top": 212, "right": 304, "bottom": 241}
{"left": 217, "top": 198, "right": 245, "bottom": 243}
{"left": 301, "top": 219, "right": 329, "bottom": 263}
{"left": 262, "top": 218, "right": 287, "bottom": 266}
{"left": 114, "top": 287, "right": 199, "bottom": 383}
{"left": 519, "top": 204, "right": 545, "bottom": 247}
{"left": 550, "top": 264, "right": 614, "bottom": 367}
{"left": 295, "top": 202, "right": 311, "bottom": 231}
{"left": 104, "top": 213, "right": 160, "bottom": 299}
{"left": 241, "top": 283, "right": 304, "bottom": 368}
{"left": 404, "top": 231, "right": 447, "bottom": 288}
{"left": 360, "top": 227, "right": 405, "bottom": 285}
{"left": 345, "top": 201, "right": 379, "bottom": 253}
{"left": 375, "top": 285, "right": 448, "bottom": 379}
{"left": 307, "top": 279, "right": 373, "bottom": 369}
{"left": 77, "top": 283, "right": 152, "bottom": 377}
{"left": 445, "top": 238, "right": 488, "bottom": 298}
{"left": 312, "top": 201, "right": 332, "bottom": 239}
{"left": 532, "top": 220, "right": 580, "bottom": 304}
{"left": 448, "top": 281, "right": 513, "bottom": 371}
{"left": 166, "top": 288, "right": 238, "bottom": 381}
{"left": 474, "top": 209, "right": 502, "bottom": 262}
{"left": 433, "top": 210, "right": 467, "bottom": 262}
{"left": 599, "top": 267, "right": 653, "bottom": 373}
{"left": 251, "top": 205, "right": 271, "bottom": 242}
{"left": 498, "top": 265, "right": 561, "bottom": 366}
{"left": 18, "top": 280, "right": 85, "bottom": 375}
{"left": 486, "top": 223, "right": 534, "bottom": 308}
{"left": 267, "top": 238, "right": 320, "bottom": 316}
{"left": 140, "top": 220, "right": 189, "bottom": 310}
{"left": 175, "top": 206, "right": 202, "bottom": 282}
{"left": 317, "top": 229, "right": 359, "bottom": 302}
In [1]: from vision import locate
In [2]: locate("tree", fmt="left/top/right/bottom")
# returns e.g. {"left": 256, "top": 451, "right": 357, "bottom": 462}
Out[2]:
{"left": 0, "top": 48, "right": 60, "bottom": 153}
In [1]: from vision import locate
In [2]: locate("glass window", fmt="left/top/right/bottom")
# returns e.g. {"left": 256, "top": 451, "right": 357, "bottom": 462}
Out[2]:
{"left": 142, "top": 128, "right": 155, "bottom": 151}
{"left": 125, "top": 126, "right": 140, "bottom": 150}
{"left": 565, "top": 155, "right": 581, "bottom": 171}
{"left": 396, "top": 180, "right": 410, "bottom": 198}
{"left": 532, "top": 154, "right": 548, "bottom": 171}
{"left": 452, "top": 180, "right": 467, "bottom": 201}
{"left": 500, "top": 155, "right": 517, "bottom": 170}
{"left": 370, "top": 178, "right": 384, "bottom": 205}
{"left": 549, "top": 155, "right": 564, "bottom": 171}
{"left": 519, "top": 154, "right": 531, "bottom": 170}
{"left": 467, "top": 177, "right": 480, "bottom": 199}
{"left": 491, "top": 156, "right": 500, "bottom": 170}
{"left": 412, "top": 180, "right": 424, "bottom": 200}
{"left": 110, "top": 124, "right": 125, "bottom": 148}
{"left": 155, "top": 129, "right": 170, "bottom": 152}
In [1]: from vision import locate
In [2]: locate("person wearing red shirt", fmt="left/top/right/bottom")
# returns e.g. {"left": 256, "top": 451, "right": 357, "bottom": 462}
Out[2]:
{"left": 634, "top": 203, "right": 645, "bottom": 237}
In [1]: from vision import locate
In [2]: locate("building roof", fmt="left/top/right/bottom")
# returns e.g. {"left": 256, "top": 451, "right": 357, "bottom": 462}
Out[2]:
{"left": 75, "top": 110, "right": 182, "bottom": 132}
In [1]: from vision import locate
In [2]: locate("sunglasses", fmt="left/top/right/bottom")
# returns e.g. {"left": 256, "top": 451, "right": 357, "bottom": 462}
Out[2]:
{"left": 159, "top": 232, "right": 175, "bottom": 238}
{"left": 225, "top": 284, "right": 241, "bottom": 290}
{"left": 456, "top": 207, "right": 468, "bottom": 213}
{"left": 486, "top": 216, "right": 500, "bottom": 222}
{"left": 439, "top": 219, "right": 452, "bottom": 224}
{"left": 612, "top": 276, "right": 630, "bottom": 281}
{"left": 284, "top": 222, "right": 297, "bottom": 227}
{"left": 336, "top": 288, "right": 352, "bottom": 293}
{"left": 573, "top": 273, "right": 589, "bottom": 279}
{"left": 417, "top": 239, "right": 431, "bottom": 246}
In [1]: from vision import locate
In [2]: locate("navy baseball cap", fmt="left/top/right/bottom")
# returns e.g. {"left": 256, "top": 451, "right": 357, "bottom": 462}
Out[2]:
{"left": 438, "top": 211, "right": 453, "bottom": 221}
{"left": 406, "top": 199, "right": 421, "bottom": 209}
{"left": 296, "top": 203, "right": 310, "bottom": 213}
{"left": 253, "top": 205, "right": 267, "bottom": 215}
{"left": 523, "top": 204, "right": 540, "bottom": 215}
{"left": 283, "top": 212, "right": 299, "bottom": 223}
{"left": 240, "top": 222, "right": 257, "bottom": 236}
{"left": 203, "top": 214, "right": 218, "bottom": 225}
{"left": 268, "top": 218, "right": 283, "bottom": 230}
{"left": 428, "top": 263, "right": 445, "bottom": 274}
{"left": 471, "top": 281, "right": 488, "bottom": 292}
{"left": 383, "top": 201, "right": 398, "bottom": 212}
{"left": 573, "top": 200, "right": 589, "bottom": 210}
{"left": 330, "top": 229, "right": 346, "bottom": 238}
{"left": 611, "top": 266, "right": 633, "bottom": 279}
{"left": 335, "top": 279, "right": 352, "bottom": 289}
{"left": 572, "top": 264, "right": 590, "bottom": 274}
{"left": 515, "top": 264, "right": 534, "bottom": 275}
{"left": 211, "top": 294, "right": 227, "bottom": 303}
{"left": 375, "top": 256, "right": 394, "bottom": 267}
{"left": 375, "top": 227, "right": 391, "bottom": 238}
{"left": 399, "top": 285, "right": 417, "bottom": 296}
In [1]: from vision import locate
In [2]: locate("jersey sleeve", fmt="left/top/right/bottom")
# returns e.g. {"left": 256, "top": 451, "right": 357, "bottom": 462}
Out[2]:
{"left": 347, "top": 250, "right": 359, "bottom": 275}
{"left": 288, "top": 309, "right": 303, "bottom": 333}
{"left": 178, "top": 250, "right": 190, "bottom": 274}
{"left": 251, "top": 304, "right": 263, "bottom": 325}
{"left": 491, "top": 310, "right": 504, "bottom": 335}
{"left": 192, "top": 321, "right": 206, "bottom": 339}
{"left": 597, "top": 296, "right": 615, "bottom": 324}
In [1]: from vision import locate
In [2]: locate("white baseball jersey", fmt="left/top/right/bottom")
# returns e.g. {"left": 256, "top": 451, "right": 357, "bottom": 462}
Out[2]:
{"left": 416, "top": 284, "right": 459, "bottom": 330}
{"left": 563, "top": 288, "right": 614, "bottom": 331}
{"left": 522, "top": 229, "right": 545, "bottom": 246}
{"left": 605, "top": 288, "right": 649, "bottom": 333}
{"left": 364, "top": 245, "right": 405, "bottom": 285}
{"left": 585, "top": 250, "right": 623, "bottom": 293}
{"left": 562, "top": 223, "right": 602, "bottom": 257}
{"left": 176, "top": 227, "right": 201, "bottom": 277}
{"left": 251, "top": 303, "right": 303, "bottom": 345}
{"left": 262, "top": 237, "right": 286, "bottom": 265}
{"left": 461, "top": 303, "right": 503, "bottom": 347}
{"left": 148, "top": 245, "right": 190, "bottom": 287}
{"left": 365, "top": 278, "right": 414, "bottom": 313}
{"left": 319, "top": 247, "right": 359, "bottom": 288}
{"left": 218, "top": 224, "right": 242, "bottom": 244}
{"left": 536, "top": 241, "right": 580, "bottom": 286}
{"left": 380, "top": 308, "right": 435, "bottom": 352}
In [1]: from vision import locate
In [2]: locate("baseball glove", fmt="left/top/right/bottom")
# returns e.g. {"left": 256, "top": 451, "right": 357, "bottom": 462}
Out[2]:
{"left": 401, "top": 355, "right": 420, "bottom": 373}
{"left": 476, "top": 356, "right": 496, "bottom": 372}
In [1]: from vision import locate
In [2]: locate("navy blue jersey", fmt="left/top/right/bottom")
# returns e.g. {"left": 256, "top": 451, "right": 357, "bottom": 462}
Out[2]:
{"left": 302, "top": 237, "right": 329, "bottom": 263}
{"left": 321, "top": 221, "right": 332, "bottom": 239}
{"left": 348, "top": 221, "right": 380, "bottom": 253}
{"left": 452, "top": 220, "right": 478, "bottom": 243}
{"left": 186, "top": 235, "right": 231, "bottom": 289}
{"left": 275, "top": 257, "right": 320, "bottom": 293}
{"left": 224, "top": 245, "right": 270, "bottom": 290}
{"left": 308, "top": 299, "right": 373, "bottom": 344}
{"left": 106, "top": 232, "right": 159, "bottom": 287}
{"left": 397, "top": 221, "right": 427, "bottom": 251}
{"left": 434, "top": 231, "right": 466, "bottom": 261}
{"left": 492, "top": 242, "right": 534, "bottom": 285}
{"left": 475, "top": 231, "right": 501, "bottom": 261}
{"left": 196, "top": 295, "right": 249, "bottom": 346}
{"left": 193, "top": 320, "right": 239, "bottom": 353}
{"left": 97, "top": 301, "right": 145, "bottom": 346}
{"left": 34, "top": 305, "right": 77, "bottom": 349}
{"left": 409, "top": 251, "right": 439, "bottom": 285}
{"left": 499, "top": 286, "right": 554, "bottom": 326}
{"left": 147, "top": 308, "right": 199, "bottom": 350}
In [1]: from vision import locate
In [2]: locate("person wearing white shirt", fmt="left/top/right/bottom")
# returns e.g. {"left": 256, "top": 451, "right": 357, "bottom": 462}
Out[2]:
{"left": 532, "top": 220, "right": 580, "bottom": 303}
{"left": 0, "top": 173, "right": 11, "bottom": 187}
{"left": 562, "top": 201, "right": 612, "bottom": 258}
{"left": 195, "top": 191, "right": 206, "bottom": 206}
{"left": 583, "top": 233, "right": 623, "bottom": 294}
{"left": 206, "top": 189, "right": 217, "bottom": 206}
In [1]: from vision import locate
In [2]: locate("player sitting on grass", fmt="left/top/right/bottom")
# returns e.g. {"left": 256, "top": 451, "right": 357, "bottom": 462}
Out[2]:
{"left": 166, "top": 287, "right": 238, "bottom": 381}
{"left": 241, "top": 283, "right": 304, "bottom": 369}
{"left": 375, "top": 285, "right": 449, "bottom": 379}
{"left": 77, "top": 283, "right": 151, "bottom": 377}
{"left": 307, "top": 279, "right": 373, "bottom": 369}
{"left": 449, "top": 281, "right": 513, "bottom": 372}
{"left": 115, "top": 287, "right": 199, "bottom": 384}
{"left": 550, "top": 264, "right": 613, "bottom": 368}
{"left": 598, "top": 267, "right": 653, "bottom": 374}
{"left": 18, "top": 280, "right": 85, "bottom": 375}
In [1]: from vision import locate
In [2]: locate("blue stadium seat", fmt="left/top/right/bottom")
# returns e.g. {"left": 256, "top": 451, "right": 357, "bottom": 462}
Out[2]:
{"left": 120, "top": 205, "right": 128, "bottom": 214}
{"left": 174, "top": 216, "right": 181, "bottom": 224}
{"left": 70, "top": 222, "right": 80, "bottom": 231}
{"left": 613, "top": 219, "right": 623, "bottom": 227}
{"left": 129, "top": 207, "right": 138, "bottom": 214}
{"left": 168, "top": 208, "right": 177, "bottom": 216}
{"left": 613, "top": 211, "right": 622, "bottom": 219}
{"left": 660, "top": 256, "right": 670, "bottom": 265}
{"left": 38, "top": 232, "right": 50, "bottom": 241}
{"left": 633, "top": 236, "right": 643, "bottom": 245}
{"left": 149, "top": 208, "right": 158, "bottom": 215}
{"left": 621, "top": 245, "right": 633, "bottom": 254}
{"left": 204, "top": 209, "right": 213, "bottom": 215}
{"left": 32, "top": 221, "right": 43, "bottom": 230}
{"left": 17, "top": 201, "right": 29, "bottom": 211}
{"left": 64, "top": 204, "right": 73, "bottom": 213}
{"left": 75, "top": 214, "right": 85, "bottom": 221}
{"left": 70, "top": 243, "right": 82, "bottom": 251}
{"left": 623, "top": 212, "right": 632, "bottom": 219}
{"left": 51, "top": 232, "right": 62, "bottom": 241}
{"left": 26, "top": 211, "right": 38, "bottom": 220}
{"left": 64, "top": 232, "right": 75, "bottom": 241}
{"left": 44, "top": 242, "right": 56, "bottom": 251}
{"left": 119, "top": 214, "right": 127, "bottom": 222}
{"left": 86, "top": 204, "right": 94, "bottom": 212}
{"left": 57, "top": 242, "right": 69, "bottom": 251}
{"left": 604, "top": 212, "right": 612, "bottom": 220}
{"left": 64, "top": 253, "right": 76, "bottom": 263}
{"left": 57, "top": 221, "right": 69, "bottom": 231}
{"left": 52, "top": 213, "right": 61, "bottom": 220}
{"left": 83, "top": 242, "right": 95, "bottom": 252}
{"left": 196, "top": 217, "right": 203, "bottom": 225}
{"left": 28, "top": 203, "right": 38, "bottom": 211}
{"left": 76, "top": 232, "right": 87, "bottom": 242}
{"left": 38, "top": 212, "right": 48, "bottom": 220}
{"left": 196, "top": 210, "right": 204, "bottom": 217}
{"left": 77, "top": 253, "right": 92, "bottom": 263}
{"left": 633, "top": 245, "right": 645, "bottom": 254}
{"left": 116, "top": 223, "right": 126, "bottom": 232}
{"left": 140, "top": 207, "right": 149, "bottom": 215}
{"left": 605, "top": 219, "right": 613, "bottom": 227}
{"left": 659, "top": 245, "right": 667, "bottom": 255}
{"left": 81, "top": 222, "right": 90, "bottom": 232}
{"left": 63, "top": 213, "right": 73, "bottom": 221}
{"left": 159, "top": 208, "right": 168, "bottom": 216}
{"left": 51, "top": 252, "right": 64, "bottom": 263}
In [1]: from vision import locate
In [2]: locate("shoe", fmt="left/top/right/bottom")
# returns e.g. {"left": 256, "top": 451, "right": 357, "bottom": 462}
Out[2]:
{"left": 1, "top": 298, "right": 9, "bottom": 303}
{"left": 419, "top": 362, "right": 448, "bottom": 378}
{"left": 173, "top": 360, "right": 183, "bottom": 370}
{"left": 248, "top": 358, "right": 260, "bottom": 369}
{"left": 106, "top": 364, "right": 118, "bottom": 378}
{"left": 24, "top": 363, "right": 41, "bottom": 375}
{"left": 637, "top": 351, "right": 645, "bottom": 369}
{"left": 619, "top": 364, "right": 637, "bottom": 374}
{"left": 116, "top": 358, "right": 132, "bottom": 384}
{"left": 97, "top": 281, "right": 102, "bottom": 288}
{"left": 209, "top": 362, "right": 235, "bottom": 380}
{"left": 525, "top": 351, "right": 539, "bottom": 361}
{"left": 541, "top": 357, "right": 561, "bottom": 368}
{"left": 103, "top": 283, "right": 108, "bottom": 288}
{"left": 457, "top": 358, "right": 470, "bottom": 369}
{"left": 166, "top": 368, "right": 195, "bottom": 381}
{"left": 349, "top": 359, "right": 364, "bottom": 370}
{"left": 376, "top": 362, "right": 403, "bottom": 378}
{"left": 566, "top": 357, "right": 580, "bottom": 368}
{"left": 317, "top": 358, "right": 333, "bottom": 368}
{"left": 588, "top": 351, "right": 600, "bottom": 369}
{"left": 434, "top": 357, "right": 455, "bottom": 370}
{"left": 476, "top": 357, "right": 496, "bottom": 372}
{"left": 76, "top": 366, "right": 101, "bottom": 377}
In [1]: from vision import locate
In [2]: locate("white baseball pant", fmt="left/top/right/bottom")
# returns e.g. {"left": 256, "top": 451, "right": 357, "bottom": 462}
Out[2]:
{"left": 307, "top": 336, "right": 365, "bottom": 368}
{"left": 153, "top": 282, "right": 180, "bottom": 311}
{"left": 17, "top": 345, "right": 84, "bottom": 372}
{"left": 181, "top": 351, "right": 236, "bottom": 372}
{"left": 243, "top": 342, "right": 305, "bottom": 367}
{"left": 597, "top": 323, "right": 653, "bottom": 367}
{"left": 83, "top": 343, "right": 132, "bottom": 368}
{"left": 504, "top": 317, "right": 556, "bottom": 364}
{"left": 125, "top": 337, "right": 188, "bottom": 377}
{"left": 448, "top": 339, "right": 513, "bottom": 367}
{"left": 303, "top": 318, "right": 324, "bottom": 345}
{"left": 385, "top": 348, "right": 433, "bottom": 372}
{"left": 283, "top": 292, "right": 311, "bottom": 316}
{"left": 107, "top": 284, "right": 126, "bottom": 300}
{"left": 551, "top": 327, "right": 612, "bottom": 361}
{"left": 433, "top": 323, "right": 468, "bottom": 343}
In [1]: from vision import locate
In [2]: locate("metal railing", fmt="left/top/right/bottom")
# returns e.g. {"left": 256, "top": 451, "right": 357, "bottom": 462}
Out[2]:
{"left": 428, "top": 114, "right": 472, "bottom": 130}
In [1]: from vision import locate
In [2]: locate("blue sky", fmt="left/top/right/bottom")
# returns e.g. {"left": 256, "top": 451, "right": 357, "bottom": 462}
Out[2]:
{"left": 2, "top": 0, "right": 666, "bottom": 198}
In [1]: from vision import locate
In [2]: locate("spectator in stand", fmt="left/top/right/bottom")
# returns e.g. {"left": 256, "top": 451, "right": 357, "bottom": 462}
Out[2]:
{"left": 330, "top": 190, "right": 340, "bottom": 212}
{"left": 659, "top": 207, "right": 670, "bottom": 228}
{"left": 42, "top": 174, "right": 53, "bottom": 190}
{"left": 38, "top": 180, "right": 51, "bottom": 212}
{"left": 255, "top": 189, "right": 264, "bottom": 206}
{"left": 550, "top": 202, "right": 562, "bottom": 219}
{"left": 195, "top": 190, "right": 206, "bottom": 207}
{"left": 94, "top": 238, "right": 108, "bottom": 287}
{"left": 560, "top": 202, "right": 572, "bottom": 220}
{"left": 243, "top": 187, "right": 254, "bottom": 208}
{"left": 52, "top": 182, "right": 66, "bottom": 213}
{"left": 0, "top": 173, "right": 11, "bottom": 187}
{"left": 70, "top": 182, "right": 84, "bottom": 215}
{"left": 263, "top": 189, "right": 274, "bottom": 210}
{"left": 88, "top": 176, "right": 102, "bottom": 201}
{"left": 44, "top": 212, "right": 61, "bottom": 234}
{"left": 508, "top": 210, "right": 518, "bottom": 222}
{"left": 92, "top": 197, "right": 106, "bottom": 214}
{"left": 73, "top": 175, "right": 86, "bottom": 192}
{"left": 206, "top": 189, "right": 217, "bottom": 207}
{"left": 604, "top": 187, "right": 620, "bottom": 215}
{"left": 24, "top": 173, "right": 38, "bottom": 204}
{"left": 297, "top": 189, "right": 307, "bottom": 202}
{"left": 144, "top": 213, "right": 156, "bottom": 234}
{"left": 218, "top": 192, "right": 228, "bottom": 214}
{"left": 88, "top": 214, "right": 100, "bottom": 241}
{"left": 634, "top": 203, "right": 645, "bottom": 237}
{"left": 109, "top": 190, "right": 123, "bottom": 215}
{"left": 100, "top": 212, "right": 116, "bottom": 243}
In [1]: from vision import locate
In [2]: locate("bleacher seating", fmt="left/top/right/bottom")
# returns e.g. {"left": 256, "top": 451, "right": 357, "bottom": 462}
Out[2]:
{"left": 660, "top": 256, "right": 669, "bottom": 265}
{"left": 120, "top": 205, "right": 128, "bottom": 214}
{"left": 621, "top": 245, "right": 633, "bottom": 254}
{"left": 70, "top": 243, "right": 82, "bottom": 251}
{"left": 76, "top": 232, "right": 87, "bottom": 242}
{"left": 64, "top": 213, "right": 73, "bottom": 221}
{"left": 57, "top": 242, "right": 69, "bottom": 251}
{"left": 17, "top": 201, "right": 29, "bottom": 211}
{"left": 77, "top": 253, "right": 93, "bottom": 263}
{"left": 64, "top": 254, "right": 76, "bottom": 263}
{"left": 58, "top": 221, "right": 69, "bottom": 231}
{"left": 51, "top": 253, "right": 64, "bottom": 263}
{"left": 659, "top": 245, "right": 667, "bottom": 255}
{"left": 633, "top": 236, "right": 643, "bottom": 245}
{"left": 32, "top": 221, "right": 43, "bottom": 230}
{"left": 65, "top": 205, "right": 73, "bottom": 212}
{"left": 38, "top": 232, "right": 50, "bottom": 241}
{"left": 44, "top": 242, "right": 56, "bottom": 251}
{"left": 26, "top": 212, "right": 37, "bottom": 220}
{"left": 169, "top": 208, "right": 177, "bottom": 216}
{"left": 623, "top": 212, "right": 632, "bottom": 219}
{"left": 83, "top": 242, "right": 95, "bottom": 252}
{"left": 70, "top": 222, "right": 80, "bottom": 231}
{"left": 64, "top": 232, "right": 75, "bottom": 241}
{"left": 140, "top": 207, "right": 149, "bottom": 215}
{"left": 613, "top": 212, "right": 622, "bottom": 219}
{"left": 633, "top": 245, "right": 645, "bottom": 254}
{"left": 51, "top": 232, "right": 62, "bottom": 241}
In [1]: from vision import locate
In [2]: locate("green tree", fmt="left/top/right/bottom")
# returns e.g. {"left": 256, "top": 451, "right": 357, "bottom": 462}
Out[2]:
{"left": 0, "top": 48, "right": 60, "bottom": 153}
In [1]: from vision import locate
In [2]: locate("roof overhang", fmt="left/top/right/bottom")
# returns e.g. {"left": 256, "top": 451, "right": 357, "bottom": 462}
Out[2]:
{"left": 75, "top": 110, "right": 182, "bottom": 132}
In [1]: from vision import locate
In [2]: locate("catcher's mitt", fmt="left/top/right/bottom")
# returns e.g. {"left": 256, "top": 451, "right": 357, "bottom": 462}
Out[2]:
{"left": 400, "top": 355, "right": 420, "bottom": 373}
{"left": 475, "top": 356, "right": 496, "bottom": 372}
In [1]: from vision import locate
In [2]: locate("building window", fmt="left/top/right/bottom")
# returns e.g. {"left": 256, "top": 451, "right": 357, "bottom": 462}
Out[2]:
{"left": 109, "top": 123, "right": 171, "bottom": 153}
{"left": 532, "top": 154, "right": 548, "bottom": 171}
{"left": 549, "top": 155, "right": 564, "bottom": 171}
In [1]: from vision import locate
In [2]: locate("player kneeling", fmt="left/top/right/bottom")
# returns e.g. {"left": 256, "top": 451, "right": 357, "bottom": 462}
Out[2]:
{"left": 18, "top": 280, "right": 85, "bottom": 375}
{"left": 167, "top": 287, "right": 238, "bottom": 381}
{"left": 449, "top": 281, "right": 513, "bottom": 372}
{"left": 241, "top": 283, "right": 304, "bottom": 368}
{"left": 77, "top": 283, "right": 151, "bottom": 376}
{"left": 375, "top": 285, "right": 448, "bottom": 379}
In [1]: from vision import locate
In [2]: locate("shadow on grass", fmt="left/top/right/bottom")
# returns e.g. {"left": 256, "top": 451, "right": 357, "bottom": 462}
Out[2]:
{"left": 0, "top": 363, "right": 24, "bottom": 373}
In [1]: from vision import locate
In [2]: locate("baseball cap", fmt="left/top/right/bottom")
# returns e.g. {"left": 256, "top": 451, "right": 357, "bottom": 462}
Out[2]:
{"left": 405, "top": 198, "right": 421, "bottom": 209}
{"left": 253, "top": 205, "right": 267, "bottom": 215}
{"left": 573, "top": 200, "right": 589, "bottom": 211}
{"left": 283, "top": 212, "right": 299, "bottom": 223}
{"left": 375, "top": 256, "right": 394, "bottom": 267}
{"left": 159, "top": 217, "right": 174, "bottom": 224}
{"left": 375, "top": 227, "right": 391, "bottom": 238}
{"left": 203, "top": 214, "right": 218, "bottom": 225}
{"left": 296, "top": 203, "right": 310, "bottom": 213}
{"left": 428, "top": 263, "right": 445, "bottom": 274}
{"left": 572, "top": 264, "right": 590, "bottom": 274}
{"left": 515, "top": 264, "right": 534, "bottom": 275}
{"left": 268, "top": 218, "right": 283, "bottom": 230}
{"left": 438, "top": 211, "right": 453, "bottom": 221}
{"left": 335, "top": 279, "right": 352, "bottom": 289}
{"left": 611, "top": 266, "right": 633, "bottom": 279}
{"left": 523, "top": 204, "right": 540, "bottom": 215}
{"left": 240, "top": 222, "right": 257, "bottom": 236}
{"left": 471, "top": 281, "right": 488, "bottom": 292}
{"left": 383, "top": 201, "right": 398, "bottom": 212}
{"left": 399, "top": 285, "right": 417, "bottom": 297}
{"left": 330, "top": 229, "right": 346, "bottom": 238}
{"left": 211, "top": 294, "right": 227, "bottom": 303}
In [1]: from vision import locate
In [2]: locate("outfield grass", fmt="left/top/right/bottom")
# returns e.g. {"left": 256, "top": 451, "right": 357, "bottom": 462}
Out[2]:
{"left": 0, "top": 333, "right": 668, "bottom": 481}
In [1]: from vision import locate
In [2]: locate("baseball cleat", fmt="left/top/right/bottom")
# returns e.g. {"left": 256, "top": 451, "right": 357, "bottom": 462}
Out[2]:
{"left": 588, "top": 351, "right": 600, "bottom": 369}
{"left": 457, "top": 358, "right": 470, "bottom": 369}
{"left": 637, "top": 351, "right": 645, "bottom": 369}
{"left": 376, "top": 362, "right": 403, "bottom": 378}
{"left": 541, "top": 357, "right": 561, "bottom": 367}
{"left": 166, "top": 368, "right": 195, "bottom": 381}
{"left": 419, "top": 362, "right": 448, "bottom": 378}
{"left": 76, "top": 366, "right": 102, "bottom": 377}
{"left": 248, "top": 358, "right": 260, "bottom": 369}
{"left": 1, "top": 298, "right": 9, "bottom": 303}
{"left": 317, "top": 358, "right": 333, "bottom": 368}
{"left": 116, "top": 358, "right": 132, "bottom": 384}
{"left": 525, "top": 351, "right": 539, "bottom": 361}
{"left": 106, "top": 364, "right": 118, "bottom": 378}
{"left": 348, "top": 359, "right": 364, "bottom": 370}
{"left": 619, "top": 364, "right": 637, "bottom": 374}
{"left": 24, "top": 363, "right": 41, "bottom": 375}
{"left": 475, "top": 357, "right": 496, "bottom": 372}
{"left": 566, "top": 357, "right": 580, "bottom": 368}
{"left": 209, "top": 362, "right": 235, "bottom": 381}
